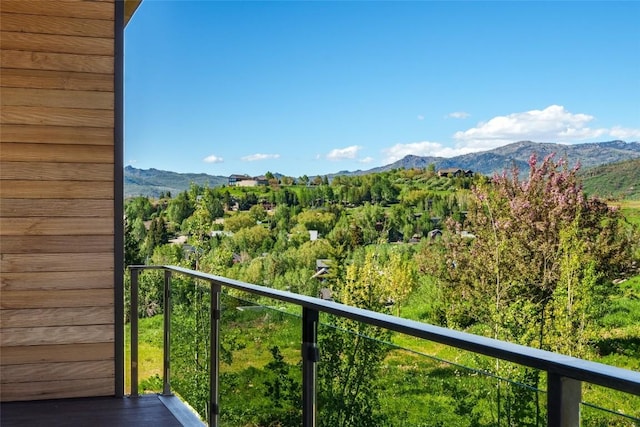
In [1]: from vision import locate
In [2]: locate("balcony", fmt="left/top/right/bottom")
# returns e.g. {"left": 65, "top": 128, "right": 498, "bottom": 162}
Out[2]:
{"left": 1, "top": 264, "right": 639, "bottom": 426}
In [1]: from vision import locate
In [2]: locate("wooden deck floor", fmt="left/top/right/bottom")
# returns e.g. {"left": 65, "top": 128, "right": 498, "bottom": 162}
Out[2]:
{"left": 0, "top": 394, "right": 199, "bottom": 426}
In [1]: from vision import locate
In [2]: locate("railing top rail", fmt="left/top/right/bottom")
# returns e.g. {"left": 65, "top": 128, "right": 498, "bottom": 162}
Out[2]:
{"left": 130, "top": 264, "right": 640, "bottom": 396}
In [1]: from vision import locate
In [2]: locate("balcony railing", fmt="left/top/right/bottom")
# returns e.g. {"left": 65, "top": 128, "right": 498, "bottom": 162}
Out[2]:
{"left": 129, "top": 265, "right": 640, "bottom": 427}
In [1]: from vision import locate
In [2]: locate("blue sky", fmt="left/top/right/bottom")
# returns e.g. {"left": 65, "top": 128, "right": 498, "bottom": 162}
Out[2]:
{"left": 124, "top": 1, "right": 640, "bottom": 178}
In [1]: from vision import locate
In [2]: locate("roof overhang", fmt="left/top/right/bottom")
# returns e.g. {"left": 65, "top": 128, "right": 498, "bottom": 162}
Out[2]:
{"left": 124, "top": 0, "right": 142, "bottom": 27}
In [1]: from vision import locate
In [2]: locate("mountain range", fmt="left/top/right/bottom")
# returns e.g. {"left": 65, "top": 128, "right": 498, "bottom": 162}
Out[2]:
{"left": 125, "top": 140, "right": 640, "bottom": 198}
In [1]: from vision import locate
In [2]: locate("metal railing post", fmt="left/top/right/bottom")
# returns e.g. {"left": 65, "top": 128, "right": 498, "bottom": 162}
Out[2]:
{"left": 209, "top": 282, "right": 221, "bottom": 427}
{"left": 162, "top": 269, "right": 172, "bottom": 396}
{"left": 302, "top": 307, "right": 319, "bottom": 427}
{"left": 547, "top": 373, "right": 581, "bottom": 427}
{"left": 130, "top": 268, "right": 139, "bottom": 397}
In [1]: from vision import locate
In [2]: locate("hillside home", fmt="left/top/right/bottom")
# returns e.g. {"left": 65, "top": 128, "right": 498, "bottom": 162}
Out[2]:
{"left": 437, "top": 168, "right": 474, "bottom": 177}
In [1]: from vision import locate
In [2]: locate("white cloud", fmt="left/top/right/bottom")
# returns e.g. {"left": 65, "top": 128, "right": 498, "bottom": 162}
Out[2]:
{"left": 609, "top": 126, "right": 640, "bottom": 140}
{"left": 203, "top": 154, "right": 224, "bottom": 163}
{"left": 382, "top": 141, "right": 473, "bottom": 163}
{"left": 447, "top": 111, "right": 470, "bottom": 119}
{"left": 241, "top": 153, "right": 281, "bottom": 162}
{"left": 359, "top": 156, "right": 374, "bottom": 164}
{"left": 381, "top": 106, "right": 639, "bottom": 163}
{"left": 326, "top": 145, "right": 362, "bottom": 161}
{"left": 451, "top": 105, "right": 633, "bottom": 151}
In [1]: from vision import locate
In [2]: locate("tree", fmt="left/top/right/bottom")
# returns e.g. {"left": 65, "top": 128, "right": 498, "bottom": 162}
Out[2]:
{"left": 166, "top": 191, "right": 194, "bottom": 227}
{"left": 420, "top": 154, "right": 637, "bottom": 423}
{"left": 422, "top": 153, "right": 636, "bottom": 351}
{"left": 318, "top": 252, "right": 393, "bottom": 427}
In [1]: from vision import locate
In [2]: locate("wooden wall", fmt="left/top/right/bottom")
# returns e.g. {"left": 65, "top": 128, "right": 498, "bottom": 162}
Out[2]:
{"left": 1, "top": 0, "right": 118, "bottom": 401}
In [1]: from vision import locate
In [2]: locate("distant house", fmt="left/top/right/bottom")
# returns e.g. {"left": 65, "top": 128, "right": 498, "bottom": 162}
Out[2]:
{"left": 228, "top": 174, "right": 269, "bottom": 187}
{"left": 228, "top": 174, "right": 251, "bottom": 186}
{"left": 428, "top": 229, "right": 443, "bottom": 240}
{"left": 318, "top": 288, "right": 333, "bottom": 301}
{"left": 437, "top": 168, "right": 473, "bottom": 178}
{"left": 312, "top": 259, "right": 331, "bottom": 281}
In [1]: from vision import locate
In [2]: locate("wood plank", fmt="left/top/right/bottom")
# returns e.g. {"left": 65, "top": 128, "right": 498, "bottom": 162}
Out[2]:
{"left": 0, "top": 343, "right": 113, "bottom": 365}
{"left": 0, "top": 324, "right": 114, "bottom": 347}
{"left": 1, "top": 360, "right": 114, "bottom": 384}
{"left": 0, "top": 235, "right": 114, "bottom": 254}
{"left": 0, "top": 218, "right": 113, "bottom": 235}
{"left": 0, "top": 31, "right": 114, "bottom": 56}
{"left": 0, "top": 288, "right": 114, "bottom": 310}
{"left": 0, "top": 253, "right": 114, "bottom": 274}
{"left": 0, "top": 271, "right": 115, "bottom": 291}
{"left": 1, "top": 306, "right": 114, "bottom": 328}
{"left": 0, "top": 143, "right": 113, "bottom": 163}
{"left": 1, "top": 87, "right": 114, "bottom": 109}
{"left": 0, "top": 162, "right": 114, "bottom": 181}
{"left": 1, "top": 50, "right": 113, "bottom": 74}
{"left": 0, "top": 13, "right": 114, "bottom": 38}
{"left": 0, "top": 378, "right": 113, "bottom": 401}
{"left": 0, "top": 1, "right": 114, "bottom": 21}
{"left": 0, "top": 68, "right": 113, "bottom": 91}
{"left": 0, "top": 106, "right": 114, "bottom": 127}
{"left": 0, "top": 180, "right": 114, "bottom": 199}
{"left": 0, "top": 124, "right": 112, "bottom": 144}
{"left": 0, "top": 199, "right": 114, "bottom": 217}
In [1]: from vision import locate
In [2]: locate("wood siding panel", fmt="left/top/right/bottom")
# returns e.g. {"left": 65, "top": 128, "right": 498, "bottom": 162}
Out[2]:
{"left": 1, "top": 87, "right": 114, "bottom": 109}
{"left": 0, "top": 218, "right": 113, "bottom": 235}
{"left": 0, "top": 143, "right": 113, "bottom": 162}
{"left": 1, "top": 307, "right": 114, "bottom": 328}
{"left": 0, "top": 181, "right": 114, "bottom": 199}
{"left": 1, "top": 31, "right": 114, "bottom": 56}
{"left": 0, "top": 0, "right": 118, "bottom": 401}
{"left": 1, "top": 106, "right": 114, "bottom": 127}
{"left": 0, "top": 199, "right": 114, "bottom": 217}
{"left": 1, "top": 253, "right": 114, "bottom": 273}
{"left": 0, "top": 68, "right": 113, "bottom": 92}
{"left": 1, "top": 271, "right": 115, "bottom": 291}
{"left": 1, "top": 343, "right": 113, "bottom": 365}
{"left": 0, "top": 1, "right": 114, "bottom": 20}
{"left": 0, "top": 125, "right": 113, "bottom": 144}
{"left": 1, "top": 49, "right": 113, "bottom": 74}
{"left": 1, "top": 325, "right": 114, "bottom": 347}
{"left": 0, "top": 162, "right": 114, "bottom": 181}
{"left": 1, "top": 360, "right": 114, "bottom": 385}
{"left": 0, "top": 289, "right": 114, "bottom": 310}
{"left": 0, "top": 13, "right": 113, "bottom": 38}
{"left": 0, "top": 378, "right": 114, "bottom": 402}
{"left": 0, "top": 236, "right": 113, "bottom": 254}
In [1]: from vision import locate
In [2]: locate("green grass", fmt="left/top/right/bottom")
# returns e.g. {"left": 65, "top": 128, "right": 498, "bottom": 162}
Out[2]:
{"left": 130, "top": 276, "right": 640, "bottom": 424}
{"left": 124, "top": 315, "right": 164, "bottom": 393}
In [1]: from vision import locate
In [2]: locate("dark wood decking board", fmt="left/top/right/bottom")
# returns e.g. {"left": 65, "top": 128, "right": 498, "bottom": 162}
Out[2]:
{"left": 0, "top": 395, "right": 184, "bottom": 426}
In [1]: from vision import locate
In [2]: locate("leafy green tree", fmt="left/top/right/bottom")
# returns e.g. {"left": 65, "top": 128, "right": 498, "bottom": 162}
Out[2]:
{"left": 318, "top": 252, "right": 393, "bottom": 427}
{"left": 224, "top": 212, "right": 256, "bottom": 233}
{"left": 423, "top": 153, "right": 636, "bottom": 352}
{"left": 125, "top": 196, "right": 154, "bottom": 221}
{"left": 124, "top": 217, "right": 143, "bottom": 266}
{"left": 294, "top": 209, "right": 336, "bottom": 236}
{"left": 166, "top": 191, "right": 194, "bottom": 227}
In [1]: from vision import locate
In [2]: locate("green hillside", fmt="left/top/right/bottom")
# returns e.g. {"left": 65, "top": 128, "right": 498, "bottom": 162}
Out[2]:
{"left": 580, "top": 158, "right": 640, "bottom": 200}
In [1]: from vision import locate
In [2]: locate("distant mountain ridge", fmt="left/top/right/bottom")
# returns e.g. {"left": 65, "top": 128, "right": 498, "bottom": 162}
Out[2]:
{"left": 125, "top": 140, "right": 640, "bottom": 197}
{"left": 125, "top": 166, "right": 226, "bottom": 198}
{"left": 357, "top": 140, "right": 640, "bottom": 177}
{"left": 580, "top": 157, "right": 640, "bottom": 200}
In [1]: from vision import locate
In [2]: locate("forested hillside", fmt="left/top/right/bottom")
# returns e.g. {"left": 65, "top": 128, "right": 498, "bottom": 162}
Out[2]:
{"left": 125, "top": 156, "right": 640, "bottom": 426}
{"left": 580, "top": 157, "right": 640, "bottom": 200}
